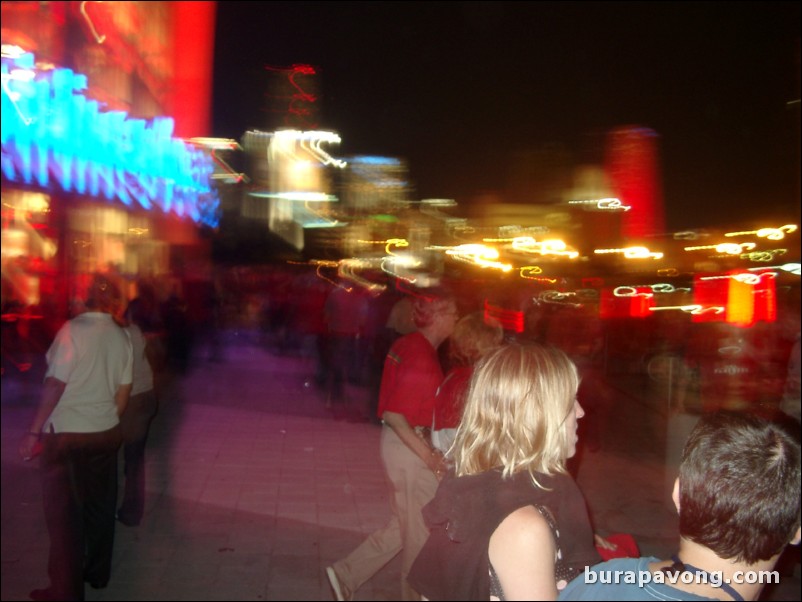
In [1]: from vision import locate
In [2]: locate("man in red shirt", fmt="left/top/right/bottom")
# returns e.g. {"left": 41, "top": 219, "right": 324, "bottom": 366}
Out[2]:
{"left": 327, "top": 289, "right": 458, "bottom": 601}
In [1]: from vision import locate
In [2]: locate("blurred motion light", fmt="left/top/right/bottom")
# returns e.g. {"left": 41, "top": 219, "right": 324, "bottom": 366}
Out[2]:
{"left": 693, "top": 271, "right": 777, "bottom": 327}
{"left": 684, "top": 242, "right": 756, "bottom": 255}
{"left": 437, "top": 244, "right": 513, "bottom": 272}
{"left": 272, "top": 129, "right": 346, "bottom": 168}
{"left": 519, "top": 266, "right": 557, "bottom": 283}
{"left": 724, "top": 225, "right": 798, "bottom": 241}
{"left": 741, "top": 249, "right": 786, "bottom": 262}
{"left": 600, "top": 286, "right": 654, "bottom": 318}
{"left": 568, "top": 198, "right": 631, "bottom": 211}
{"left": 594, "top": 246, "right": 663, "bottom": 260}
{"left": 484, "top": 299, "right": 524, "bottom": 333}
{"left": 649, "top": 304, "right": 725, "bottom": 316}
{"left": 249, "top": 191, "right": 337, "bottom": 202}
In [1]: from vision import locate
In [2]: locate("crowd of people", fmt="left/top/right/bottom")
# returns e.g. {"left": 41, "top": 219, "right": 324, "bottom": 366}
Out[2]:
{"left": 13, "top": 271, "right": 802, "bottom": 601}
{"left": 323, "top": 286, "right": 800, "bottom": 601}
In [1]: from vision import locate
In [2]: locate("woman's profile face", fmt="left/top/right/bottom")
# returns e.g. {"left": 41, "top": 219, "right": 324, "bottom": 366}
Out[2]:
{"left": 564, "top": 400, "right": 585, "bottom": 459}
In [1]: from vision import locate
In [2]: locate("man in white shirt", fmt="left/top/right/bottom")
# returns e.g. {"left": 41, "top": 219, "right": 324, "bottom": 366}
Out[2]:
{"left": 20, "top": 274, "right": 133, "bottom": 602}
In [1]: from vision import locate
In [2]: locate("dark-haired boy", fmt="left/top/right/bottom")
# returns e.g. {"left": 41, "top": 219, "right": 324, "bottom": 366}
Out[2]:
{"left": 560, "top": 411, "right": 801, "bottom": 601}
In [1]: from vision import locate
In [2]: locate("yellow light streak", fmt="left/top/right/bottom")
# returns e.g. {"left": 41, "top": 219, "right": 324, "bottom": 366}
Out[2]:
{"left": 483, "top": 236, "right": 580, "bottom": 259}
{"left": 338, "top": 258, "right": 387, "bottom": 294}
{"left": 724, "top": 224, "right": 798, "bottom": 241}
{"left": 740, "top": 249, "right": 786, "bottom": 262}
{"left": 568, "top": 198, "right": 631, "bottom": 211}
{"left": 684, "top": 242, "right": 756, "bottom": 254}
{"left": 384, "top": 238, "right": 409, "bottom": 256}
{"left": 699, "top": 272, "right": 777, "bottom": 286}
{"left": 594, "top": 246, "right": 663, "bottom": 259}
{"left": 649, "top": 305, "right": 725, "bottom": 316}
{"left": 436, "top": 244, "right": 513, "bottom": 272}
{"left": 519, "top": 266, "right": 557, "bottom": 283}
{"left": 380, "top": 256, "right": 419, "bottom": 284}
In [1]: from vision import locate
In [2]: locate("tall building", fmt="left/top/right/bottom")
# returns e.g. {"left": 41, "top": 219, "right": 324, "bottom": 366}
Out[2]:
{"left": 604, "top": 126, "right": 665, "bottom": 239}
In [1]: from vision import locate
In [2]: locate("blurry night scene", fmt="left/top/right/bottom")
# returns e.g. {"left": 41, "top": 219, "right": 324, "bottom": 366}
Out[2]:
{"left": 1, "top": 2, "right": 800, "bottom": 601}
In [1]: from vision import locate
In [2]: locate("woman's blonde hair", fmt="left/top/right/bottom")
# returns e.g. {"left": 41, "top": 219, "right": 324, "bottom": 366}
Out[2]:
{"left": 452, "top": 343, "right": 579, "bottom": 485}
{"left": 449, "top": 312, "right": 504, "bottom": 366}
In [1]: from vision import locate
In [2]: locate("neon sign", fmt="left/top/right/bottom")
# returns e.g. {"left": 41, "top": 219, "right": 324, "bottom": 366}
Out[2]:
{"left": 1, "top": 50, "right": 219, "bottom": 226}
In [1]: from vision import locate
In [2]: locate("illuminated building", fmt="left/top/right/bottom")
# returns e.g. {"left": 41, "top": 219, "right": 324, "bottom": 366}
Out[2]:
{"left": 340, "top": 155, "right": 410, "bottom": 215}
{"left": 605, "top": 125, "right": 665, "bottom": 239}
{"left": 264, "top": 64, "right": 320, "bottom": 131}
{"left": 241, "top": 129, "right": 345, "bottom": 252}
{"left": 1, "top": 2, "right": 219, "bottom": 319}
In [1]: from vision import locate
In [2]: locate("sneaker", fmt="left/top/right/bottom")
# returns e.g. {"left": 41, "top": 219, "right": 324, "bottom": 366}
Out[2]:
{"left": 326, "top": 566, "right": 351, "bottom": 601}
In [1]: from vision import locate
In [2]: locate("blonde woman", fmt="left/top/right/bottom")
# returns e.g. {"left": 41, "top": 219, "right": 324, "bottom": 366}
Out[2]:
{"left": 409, "top": 343, "right": 601, "bottom": 601}
{"left": 431, "top": 312, "right": 503, "bottom": 455}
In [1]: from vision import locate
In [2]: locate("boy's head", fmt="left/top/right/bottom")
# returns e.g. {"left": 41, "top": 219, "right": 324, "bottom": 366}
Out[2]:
{"left": 676, "top": 411, "right": 801, "bottom": 564}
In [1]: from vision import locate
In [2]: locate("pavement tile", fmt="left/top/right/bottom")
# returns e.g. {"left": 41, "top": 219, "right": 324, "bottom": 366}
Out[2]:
{"left": 3, "top": 332, "right": 798, "bottom": 601}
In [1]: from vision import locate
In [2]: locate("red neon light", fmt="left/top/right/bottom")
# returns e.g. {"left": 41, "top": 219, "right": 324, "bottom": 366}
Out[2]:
{"left": 692, "top": 272, "right": 777, "bottom": 327}
{"left": 483, "top": 300, "right": 524, "bottom": 333}
{"left": 599, "top": 287, "right": 654, "bottom": 319}
{"left": 582, "top": 277, "right": 605, "bottom": 288}
{"left": 265, "top": 64, "right": 318, "bottom": 129}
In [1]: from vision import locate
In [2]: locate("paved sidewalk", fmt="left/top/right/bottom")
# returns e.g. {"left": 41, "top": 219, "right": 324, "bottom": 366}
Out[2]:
{"left": 2, "top": 334, "right": 798, "bottom": 601}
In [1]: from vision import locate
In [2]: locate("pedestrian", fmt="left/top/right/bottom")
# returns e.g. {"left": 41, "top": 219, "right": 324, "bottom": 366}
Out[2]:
{"left": 116, "top": 298, "right": 159, "bottom": 527}
{"left": 326, "top": 289, "right": 458, "bottom": 601}
{"left": 408, "top": 343, "right": 602, "bottom": 600}
{"left": 560, "top": 411, "right": 801, "bottom": 601}
{"left": 431, "top": 311, "right": 503, "bottom": 455}
{"left": 19, "top": 274, "right": 133, "bottom": 601}
{"left": 323, "top": 285, "right": 367, "bottom": 406}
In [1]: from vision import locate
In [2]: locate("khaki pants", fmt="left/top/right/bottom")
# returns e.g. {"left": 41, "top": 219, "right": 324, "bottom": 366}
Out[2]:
{"left": 332, "top": 426, "right": 438, "bottom": 600}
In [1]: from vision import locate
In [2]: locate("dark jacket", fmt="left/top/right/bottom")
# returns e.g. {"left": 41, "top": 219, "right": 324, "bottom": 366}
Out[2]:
{"left": 408, "top": 468, "right": 601, "bottom": 601}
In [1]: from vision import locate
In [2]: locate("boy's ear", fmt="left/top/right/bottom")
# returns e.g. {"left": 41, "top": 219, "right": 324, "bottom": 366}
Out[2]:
{"left": 671, "top": 477, "right": 680, "bottom": 514}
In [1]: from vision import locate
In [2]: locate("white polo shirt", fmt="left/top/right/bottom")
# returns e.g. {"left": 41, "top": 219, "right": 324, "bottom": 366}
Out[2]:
{"left": 44, "top": 312, "right": 134, "bottom": 434}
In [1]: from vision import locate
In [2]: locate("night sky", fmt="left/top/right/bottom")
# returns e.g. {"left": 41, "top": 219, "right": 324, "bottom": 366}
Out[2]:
{"left": 211, "top": 2, "right": 800, "bottom": 231}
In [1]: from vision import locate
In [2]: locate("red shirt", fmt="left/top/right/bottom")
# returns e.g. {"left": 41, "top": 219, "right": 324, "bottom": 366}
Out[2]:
{"left": 377, "top": 331, "right": 443, "bottom": 427}
{"left": 434, "top": 365, "right": 473, "bottom": 430}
